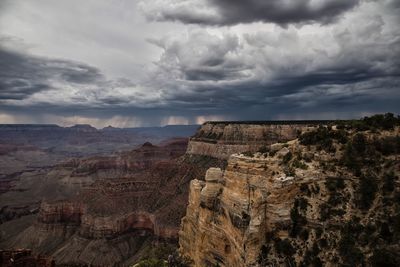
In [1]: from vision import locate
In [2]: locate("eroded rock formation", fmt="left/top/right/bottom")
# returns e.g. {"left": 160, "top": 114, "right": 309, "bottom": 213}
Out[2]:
{"left": 186, "top": 122, "right": 314, "bottom": 159}
{"left": 179, "top": 152, "right": 301, "bottom": 266}
{"left": 180, "top": 123, "right": 400, "bottom": 266}
{"left": 1, "top": 138, "right": 225, "bottom": 266}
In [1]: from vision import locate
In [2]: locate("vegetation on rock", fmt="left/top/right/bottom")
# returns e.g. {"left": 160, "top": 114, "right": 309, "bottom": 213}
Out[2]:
{"left": 255, "top": 114, "right": 400, "bottom": 267}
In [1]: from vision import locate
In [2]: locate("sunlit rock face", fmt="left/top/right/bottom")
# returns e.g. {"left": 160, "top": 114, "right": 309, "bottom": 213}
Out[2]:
{"left": 179, "top": 153, "right": 301, "bottom": 266}
{"left": 186, "top": 122, "right": 312, "bottom": 159}
{"left": 180, "top": 124, "right": 400, "bottom": 267}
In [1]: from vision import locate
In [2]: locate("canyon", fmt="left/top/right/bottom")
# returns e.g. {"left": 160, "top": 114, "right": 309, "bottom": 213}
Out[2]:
{"left": 0, "top": 138, "right": 200, "bottom": 266}
{"left": 1, "top": 116, "right": 399, "bottom": 266}
{"left": 0, "top": 121, "right": 312, "bottom": 266}
{"left": 0, "top": 125, "right": 200, "bottom": 266}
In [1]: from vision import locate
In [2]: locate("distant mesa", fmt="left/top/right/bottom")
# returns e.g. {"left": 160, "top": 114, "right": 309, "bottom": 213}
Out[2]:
{"left": 142, "top": 141, "right": 154, "bottom": 147}
{"left": 102, "top": 125, "right": 121, "bottom": 131}
{"left": 68, "top": 124, "right": 98, "bottom": 132}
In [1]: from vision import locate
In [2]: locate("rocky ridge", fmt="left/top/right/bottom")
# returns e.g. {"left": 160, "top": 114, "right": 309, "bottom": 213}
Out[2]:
{"left": 180, "top": 115, "right": 400, "bottom": 266}
{"left": 186, "top": 121, "right": 318, "bottom": 159}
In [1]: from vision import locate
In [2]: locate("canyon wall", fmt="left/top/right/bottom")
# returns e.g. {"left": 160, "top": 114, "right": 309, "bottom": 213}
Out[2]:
{"left": 0, "top": 139, "right": 201, "bottom": 266}
{"left": 180, "top": 124, "right": 400, "bottom": 266}
{"left": 179, "top": 150, "right": 304, "bottom": 266}
{"left": 186, "top": 122, "right": 316, "bottom": 159}
{"left": 38, "top": 201, "right": 178, "bottom": 239}
{"left": 39, "top": 201, "right": 83, "bottom": 225}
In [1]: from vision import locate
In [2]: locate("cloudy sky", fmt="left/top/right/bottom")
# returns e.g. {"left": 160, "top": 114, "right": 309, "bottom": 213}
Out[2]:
{"left": 0, "top": 0, "right": 399, "bottom": 127}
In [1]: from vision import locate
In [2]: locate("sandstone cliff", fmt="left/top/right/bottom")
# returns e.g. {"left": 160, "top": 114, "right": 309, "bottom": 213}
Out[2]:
{"left": 186, "top": 122, "right": 316, "bottom": 159}
{"left": 180, "top": 119, "right": 400, "bottom": 266}
{"left": 179, "top": 151, "right": 302, "bottom": 266}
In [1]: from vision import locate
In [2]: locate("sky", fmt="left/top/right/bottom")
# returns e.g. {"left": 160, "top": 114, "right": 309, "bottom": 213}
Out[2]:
{"left": 0, "top": 0, "right": 399, "bottom": 128}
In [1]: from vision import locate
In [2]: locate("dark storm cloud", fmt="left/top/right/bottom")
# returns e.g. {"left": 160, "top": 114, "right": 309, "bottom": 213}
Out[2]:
{"left": 0, "top": 80, "right": 50, "bottom": 100}
{"left": 0, "top": 44, "right": 105, "bottom": 100}
{"left": 1, "top": 0, "right": 399, "bottom": 126}
{"left": 147, "top": 0, "right": 400, "bottom": 113}
{"left": 213, "top": 0, "right": 360, "bottom": 25}
{"left": 142, "top": 0, "right": 360, "bottom": 26}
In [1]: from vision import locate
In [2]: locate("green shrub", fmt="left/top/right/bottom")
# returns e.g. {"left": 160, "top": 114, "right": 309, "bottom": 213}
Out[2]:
{"left": 298, "top": 197, "right": 309, "bottom": 211}
{"left": 325, "top": 178, "right": 345, "bottom": 192}
{"left": 341, "top": 113, "right": 400, "bottom": 131}
{"left": 318, "top": 238, "right": 328, "bottom": 248}
{"left": 274, "top": 238, "right": 295, "bottom": 256}
{"left": 300, "top": 184, "right": 311, "bottom": 196}
{"left": 284, "top": 166, "right": 296, "bottom": 176}
{"left": 282, "top": 151, "right": 293, "bottom": 164}
{"left": 374, "top": 136, "right": 400, "bottom": 155}
{"left": 319, "top": 203, "right": 331, "bottom": 221}
{"left": 328, "top": 194, "right": 345, "bottom": 206}
{"left": 357, "top": 173, "right": 378, "bottom": 210}
{"left": 257, "top": 145, "right": 269, "bottom": 154}
{"left": 338, "top": 223, "right": 364, "bottom": 266}
{"left": 311, "top": 184, "right": 320, "bottom": 194}
{"left": 363, "top": 113, "right": 400, "bottom": 130}
{"left": 383, "top": 172, "right": 396, "bottom": 192}
{"left": 292, "top": 159, "right": 308, "bottom": 170}
{"left": 341, "top": 142, "right": 361, "bottom": 176}
{"left": 312, "top": 257, "right": 323, "bottom": 267}
{"left": 257, "top": 244, "right": 271, "bottom": 265}
{"left": 352, "top": 133, "right": 366, "bottom": 154}
{"left": 299, "top": 126, "right": 348, "bottom": 152}
{"left": 369, "top": 248, "right": 400, "bottom": 267}
{"left": 300, "top": 228, "right": 309, "bottom": 241}
{"left": 315, "top": 227, "right": 323, "bottom": 238}
{"left": 242, "top": 151, "right": 254, "bottom": 157}
{"left": 379, "top": 222, "right": 392, "bottom": 242}
{"left": 290, "top": 198, "right": 307, "bottom": 237}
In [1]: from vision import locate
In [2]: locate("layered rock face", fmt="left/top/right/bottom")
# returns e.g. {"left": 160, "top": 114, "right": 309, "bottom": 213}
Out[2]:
{"left": 179, "top": 153, "right": 301, "bottom": 266}
{"left": 39, "top": 201, "right": 83, "bottom": 225}
{"left": 186, "top": 122, "right": 313, "bottom": 159}
{"left": 65, "top": 139, "right": 188, "bottom": 177}
{"left": 38, "top": 200, "right": 178, "bottom": 240}
{"left": 1, "top": 138, "right": 225, "bottom": 266}
{"left": 180, "top": 124, "right": 400, "bottom": 266}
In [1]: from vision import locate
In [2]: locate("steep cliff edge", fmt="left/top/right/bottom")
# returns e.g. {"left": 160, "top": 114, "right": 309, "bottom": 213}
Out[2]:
{"left": 186, "top": 122, "right": 317, "bottom": 159}
{"left": 180, "top": 118, "right": 400, "bottom": 266}
{"left": 1, "top": 138, "right": 225, "bottom": 266}
{"left": 179, "top": 152, "right": 303, "bottom": 266}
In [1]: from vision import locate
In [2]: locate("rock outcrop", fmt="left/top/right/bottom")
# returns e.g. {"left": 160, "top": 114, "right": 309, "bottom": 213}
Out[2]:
{"left": 186, "top": 122, "right": 316, "bottom": 159}
{"left": 179, "top": 153, "right": 302, "bottom": 266}
{"left": 180, "top": 122, "right": 400, "bottom": 266}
